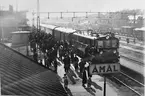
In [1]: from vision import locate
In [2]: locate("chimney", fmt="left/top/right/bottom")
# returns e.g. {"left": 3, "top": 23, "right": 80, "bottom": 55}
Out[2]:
{"left": 9, "top": 5, "right": 13, "bottom": 12}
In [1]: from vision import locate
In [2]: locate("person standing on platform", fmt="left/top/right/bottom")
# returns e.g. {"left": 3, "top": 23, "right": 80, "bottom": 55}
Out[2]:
{"left": 39, "top": 59, "right": 43, "bottom": 65}
{"left": 82, "top": 67, "right": 87, "bottom": 88}
{"left": 44, "top": 54, "right": 47, "bottom": 67}
{"left": 87, "top": 61, "right": 92, "bottom": 78}
{"left": 79, "top": 59, "right": 86, "bottom": 77}
{"left": 45, "top": 57, "right": 50, "bottom": 68}
{"left": 33, "top": 52, "right": 38, "bottom": 62}
{"left": 73, "top": 54, "right": 79, "bottom": 71}
{"left": 87, "top": 77, "right": 92, "bottom": 88}
{"left": 53, "top": 59, "right": 58, "bottom": 73}
{"left": 63, "top": 54, "right": 70, "bottom": 73}
{"left": 63, "top": 74, "right": 69, "bottom": 90}
{"left": 70, "top": 51, "right": 73, "bottom": 62}
{"left": 59, "top": 45, "right": 63, "bottom": 61}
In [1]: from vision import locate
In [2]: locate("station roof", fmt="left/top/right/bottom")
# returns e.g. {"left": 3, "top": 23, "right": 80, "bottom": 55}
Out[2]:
{"left": 0, "top": 43, "right": 67, "bottom": 96}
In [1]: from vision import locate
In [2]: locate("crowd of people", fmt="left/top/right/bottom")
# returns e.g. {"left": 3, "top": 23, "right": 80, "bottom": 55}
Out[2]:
{"left": 29, "top": 30, "right": 93, "bottom": 90}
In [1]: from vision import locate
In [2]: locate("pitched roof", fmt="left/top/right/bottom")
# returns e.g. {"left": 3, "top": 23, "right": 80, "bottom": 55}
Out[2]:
{"left": 0, "top": 43, "right": 67, "bottom": 96}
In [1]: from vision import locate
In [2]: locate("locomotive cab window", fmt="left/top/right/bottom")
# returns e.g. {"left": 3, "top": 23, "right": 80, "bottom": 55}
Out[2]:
{"left": 97, "top": 40, "right": 104, "bottom": 48}
{"left": 112, "top": 39, "right": 118, "bottom": 48}
{"left": 104, "top": 40, "right": 111, "bottom": 48}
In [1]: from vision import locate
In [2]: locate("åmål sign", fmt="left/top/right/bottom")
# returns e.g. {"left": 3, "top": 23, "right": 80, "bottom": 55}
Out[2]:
{"left": 89, "top": 63, "right": 120, "bottom": 75}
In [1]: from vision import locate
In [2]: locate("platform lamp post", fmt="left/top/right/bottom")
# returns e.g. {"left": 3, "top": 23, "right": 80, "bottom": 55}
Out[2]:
{"left": 36, "top": 0, "right": 41, "bottom": 59}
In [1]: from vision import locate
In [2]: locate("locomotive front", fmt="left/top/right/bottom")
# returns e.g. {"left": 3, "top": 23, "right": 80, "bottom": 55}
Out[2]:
{"left": 91, "top": 33, "right": 120, "bottom": 64}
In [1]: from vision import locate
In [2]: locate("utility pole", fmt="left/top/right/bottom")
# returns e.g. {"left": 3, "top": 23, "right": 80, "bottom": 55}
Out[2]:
{"left": 133, "top": 13, "right": 136, "bottom": 43}
{"left": 16, "top": 0, "right": 18, "bottom": 12}
{"left": 37, "top": 0, "right": 40, "bottom": 32}
{"left": 1, "top": 19, "right": 4, "bottom": 42}
{"left": 133, "top": 13, "right": 136, "bottom": 27}
{"left": 32, "top": 10, "right": 35, "bottom": 32}
{"left": 0, "top": 6, "right": 4, "bottom": 42}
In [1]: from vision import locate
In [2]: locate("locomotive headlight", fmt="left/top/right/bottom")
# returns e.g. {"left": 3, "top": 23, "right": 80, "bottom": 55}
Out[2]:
{"left": 100, "top": 51, "right": 103, "bottom": 54}
{"left": 113, "top": 50, "right": 116, "bottom": 53}
{"left": 106, "top": 35, "right": 110, "bottom": 39}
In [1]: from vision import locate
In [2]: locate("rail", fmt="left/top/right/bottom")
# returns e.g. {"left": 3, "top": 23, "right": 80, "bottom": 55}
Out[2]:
{"left": 120, "top": 55, "right": 144, "bottom": 65}
{"left": 109, "top": 70, "right": 144, "bottom": 96}
{"left": 120, "top": 71, "right": 144, "bottom": 87}
{"left": 112, "top": 75, "right": 143, "bottom": 96}
{"left": 75, "top": 54, "right": 144, "bottom": 96}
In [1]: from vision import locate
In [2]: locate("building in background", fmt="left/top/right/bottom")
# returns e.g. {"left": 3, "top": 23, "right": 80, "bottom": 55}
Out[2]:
{"left": 0, "top": 5, "right": 29, "bottom": 42}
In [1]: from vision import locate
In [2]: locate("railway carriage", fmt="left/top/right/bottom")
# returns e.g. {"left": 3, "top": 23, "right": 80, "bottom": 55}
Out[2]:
{"left": 134, "top": 27, "right": 145, "bottom": 41}
{"left": 40, "top": 23, "right": 120, "bottom": 64}
{"left": 69, "top": 30, "right": 96, "bottom": 58}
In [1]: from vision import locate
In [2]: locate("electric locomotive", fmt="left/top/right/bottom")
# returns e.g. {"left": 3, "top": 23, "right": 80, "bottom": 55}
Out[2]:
{"left": 40, "top": 23, "right": 120, "bottom": 64}
{"left": 68, "top": 30, "right": 119, "bottom": 63}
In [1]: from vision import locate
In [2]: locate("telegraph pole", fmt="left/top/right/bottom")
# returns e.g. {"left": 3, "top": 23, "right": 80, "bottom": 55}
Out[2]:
{"left": 0, "top": 6, "right": 4, "bottom": 42}
{"left": 133, "top": 13, "right": 136, "bottom": 27}
{"left": 133, "top": 13, "right": 136, "bottom": 43}
{"left": 37, "top": 0, "right": 40, "bottom": 32}
{"left": 1, "top": 19, "right": 4, "bottom": 43}
{"left": 16, "top": 0, "right": 18, "bottom": 12}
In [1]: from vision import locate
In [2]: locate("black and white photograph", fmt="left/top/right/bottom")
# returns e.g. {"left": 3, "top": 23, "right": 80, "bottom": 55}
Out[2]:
{"left": 0, "top": 0, "right": 144, "bottom": 96}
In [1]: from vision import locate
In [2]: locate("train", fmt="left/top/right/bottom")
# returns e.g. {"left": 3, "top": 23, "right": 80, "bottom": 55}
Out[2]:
{"left": 40, "top": 23, "right": 120, "bottom": 64}
{"left": 113, "top": 26, "right": 144, "bottom": 41}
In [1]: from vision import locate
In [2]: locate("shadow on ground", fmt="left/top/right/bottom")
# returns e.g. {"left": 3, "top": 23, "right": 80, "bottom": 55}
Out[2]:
{"left": 66, "top": 88, "right": 73, "bottom": 96}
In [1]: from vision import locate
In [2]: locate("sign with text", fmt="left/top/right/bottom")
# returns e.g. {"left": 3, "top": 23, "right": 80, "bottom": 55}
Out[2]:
{"left": 89, "top": 63, "right": 120, "bottom": 75}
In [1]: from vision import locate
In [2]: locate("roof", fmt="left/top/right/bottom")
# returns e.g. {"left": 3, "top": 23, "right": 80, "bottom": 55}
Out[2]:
{"left": 134, "top": 27, "right": 145, "bottom": 31}
{"left": 11, "top": 31, "right": 30, "bottom": 34}
{"left": 121, "top": 26, "right": 134, "bottom": 28}
{"left": 40, "top": 23, "right": 76, "bottom": 33}
{"left": 40, "top": 23, "right": 57, "bottom": 29}
{"left": 55, "top": 27, "right": 76, "bottom": 33}
{"left": 0, "top": 43, "right": 67, "bottom": 96}
{"left": 74, "top": 32, "right": 97, "bottom": 40}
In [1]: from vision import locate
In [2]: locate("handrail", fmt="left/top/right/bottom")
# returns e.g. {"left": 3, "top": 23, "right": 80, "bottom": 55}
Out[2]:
{"left": 0, "top": 43, "right": 50, "bottom": 70}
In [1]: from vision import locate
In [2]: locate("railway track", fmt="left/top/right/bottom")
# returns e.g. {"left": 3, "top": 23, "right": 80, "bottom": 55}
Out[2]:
{"left": 75, "top": 54, "right": 144, "bottom": 96}
{"left": 105, "top": 54, "right": 144, "bottom": 96}
{"left": 106, "top": 70, "right": 144, "bottom": 96}
{"left": 120, "top": 55, "right": 144, "bottom": 65}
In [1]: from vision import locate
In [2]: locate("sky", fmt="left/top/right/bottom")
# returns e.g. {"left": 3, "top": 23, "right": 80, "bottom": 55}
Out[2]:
{"left": 1, "top": 0, "right": 145, "bottom": 25}
{"left": 0, "top": 0, "right": 145, "bottom": 12}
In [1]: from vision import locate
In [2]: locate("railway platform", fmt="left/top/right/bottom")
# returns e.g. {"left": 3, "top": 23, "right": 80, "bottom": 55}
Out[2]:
{"left": 4, "top": 43, "right": 144, "bottom": 96}
{"left": 57, "top": 60, "right": 137, "bottom": 96}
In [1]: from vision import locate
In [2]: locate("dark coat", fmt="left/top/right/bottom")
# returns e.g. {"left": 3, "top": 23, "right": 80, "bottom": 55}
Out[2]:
{"left": 79, "top": 61, "right": 85, "bottom": 73}
{"left": 63, "top": 56, "right": 70, "bottom": 68}
{"left": 82, "top": 69, "right": 87, "bottom": 84}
